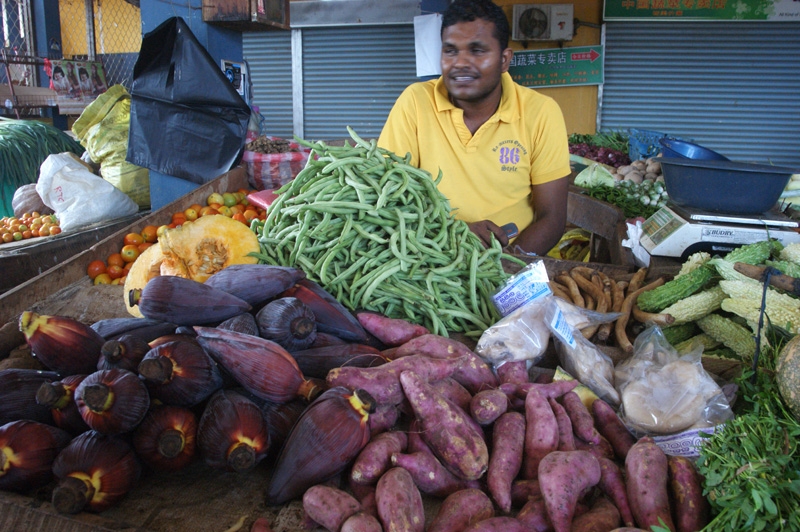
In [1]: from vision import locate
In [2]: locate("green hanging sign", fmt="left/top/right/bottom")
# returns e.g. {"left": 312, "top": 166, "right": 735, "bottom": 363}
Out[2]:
{"left": 604, "top": 0, "right": 800, "bottom": 21}
{"left": 508, "top": 46, "right": 604, "bottom": 88}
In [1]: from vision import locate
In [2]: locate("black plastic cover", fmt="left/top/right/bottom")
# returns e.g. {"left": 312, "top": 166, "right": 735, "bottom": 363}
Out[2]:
{"left": 126, "top": 17, "right": 251, "bottom": 184}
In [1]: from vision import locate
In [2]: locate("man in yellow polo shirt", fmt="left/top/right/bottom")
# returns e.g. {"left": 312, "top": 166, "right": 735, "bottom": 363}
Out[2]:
{"left": 378, "top": 0, "right": 571, "bottom": 256}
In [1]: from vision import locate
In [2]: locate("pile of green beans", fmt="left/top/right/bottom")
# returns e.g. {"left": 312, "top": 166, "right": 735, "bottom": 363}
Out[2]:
{"left": 251, "top": 127, "right": 524, "bottom": 337}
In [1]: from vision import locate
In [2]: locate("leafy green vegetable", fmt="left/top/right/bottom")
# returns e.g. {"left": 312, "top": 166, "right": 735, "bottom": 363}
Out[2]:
{"left": 696, "top": 338, "right": 800, "bottom": 532}
{"left": 580, "top": 180, "right": 668, "bottom": 219}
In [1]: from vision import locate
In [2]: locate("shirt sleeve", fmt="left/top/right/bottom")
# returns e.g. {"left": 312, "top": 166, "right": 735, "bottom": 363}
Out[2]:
{"left": 529, "top": 97, "right": 571, "bottom": 186}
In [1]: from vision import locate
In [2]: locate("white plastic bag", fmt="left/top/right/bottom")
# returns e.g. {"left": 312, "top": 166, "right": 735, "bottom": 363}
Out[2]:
{"left": 36, "top": 153, "right": 139, "bottom": 232}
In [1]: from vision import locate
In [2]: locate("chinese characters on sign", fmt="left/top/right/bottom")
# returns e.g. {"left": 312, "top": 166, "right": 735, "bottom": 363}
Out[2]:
{"left": 508, "top": 46, "right": 603, "bottom": 88}
{"left": 604, "top": 0, "right": 800, "bottom": 20}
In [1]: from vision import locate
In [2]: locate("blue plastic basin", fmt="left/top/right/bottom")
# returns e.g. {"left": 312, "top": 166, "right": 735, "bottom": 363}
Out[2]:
{"left": 655, "top": 157, "right": 797, "bottom": 214}
{"left": 659, "top": 138, "right": 729, "bottom": 161}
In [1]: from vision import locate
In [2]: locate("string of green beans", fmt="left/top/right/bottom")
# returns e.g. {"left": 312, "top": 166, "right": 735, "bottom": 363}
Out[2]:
{"left": 251, "top": 126, "right": 525, "bottom": 337}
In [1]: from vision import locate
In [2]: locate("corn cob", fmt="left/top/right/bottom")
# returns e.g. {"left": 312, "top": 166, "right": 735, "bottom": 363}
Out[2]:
{"left": 660, "top": 286, "right": 727, "bottom": 325}
{"left": 636, "top": 265, "right": 715, "bottom": 313}
{"left": 696, "top": 313, "right": 757, "bottom": 361}
{"left": 720, "top": 297, "right": 800, "bottom": 334}
{"left": 674, "top": 333, "right": 722, "bottom": 355}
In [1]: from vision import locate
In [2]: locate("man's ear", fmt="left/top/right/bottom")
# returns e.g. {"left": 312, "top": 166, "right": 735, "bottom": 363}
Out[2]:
{"left": 500, "top": 47, "right": 513, "bottom": 73}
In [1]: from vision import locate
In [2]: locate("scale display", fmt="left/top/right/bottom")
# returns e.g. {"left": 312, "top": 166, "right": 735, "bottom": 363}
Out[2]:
{"left": 641, "top": 205, "right": 800, "bottom": 260}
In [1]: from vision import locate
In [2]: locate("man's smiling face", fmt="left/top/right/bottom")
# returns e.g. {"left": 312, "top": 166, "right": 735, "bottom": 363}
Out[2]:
{"left": 441, "top": 18, "right": 509, "bottom": 107}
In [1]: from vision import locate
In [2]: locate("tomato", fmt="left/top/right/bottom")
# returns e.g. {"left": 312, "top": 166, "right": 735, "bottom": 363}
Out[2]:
{"left": 207, "top": 192, "right": 224, "bottom": 206}
{"left": 243, "top": 209, "right": 258, "bottom": 222}
{"left": 184, "top": 207, "right": 199, "bottom": 221}
{"left": 199, "top": 206, "right": 219, "bottom": 217}
{"left": 141, "top": 225, "right": 159, "bottom": 243}
{"left": 93, "top": 273, "right": 112, "bottom": 285}
{"left": 22, "top": 230, "right": 32, "bottom": 239}
{"left": 107, "top": 253, "right": 126, "bottom": 268}
{"left": 2, "top": 233, "right": 12, "bottom": 243}
{"left": 222, "top": 192, "right": 238, "bottom": 208}
{"left": 49, "top": 226, "right": 62, "bottom": 236}
{"left": 124, "top": 260, "right": 135, "bottom": 272}
{"left": 232, "top": 212, "right": 248, "bottom": 225}
{"left": 137, "top": 242, "right": 153, "bottom": 253}
{"left": 217, "top": 205, "right": 232, "bottom": 217}
{"left": 124, "top": 232, "right": 145, "bottom": 246}
{"left": 171, "top": 212, "right": 186, "bottom": 225}
{"left": 120, "top": 245, "right": 140, "bottom": 263}
{"left": 12, "top": 232, "right": 22, "bottom": 241}
{"left": 107, "top": 264, "right": 125, "bottom": 280}
{"left": 86, "top": 260, "right": 107, "bottom": 280}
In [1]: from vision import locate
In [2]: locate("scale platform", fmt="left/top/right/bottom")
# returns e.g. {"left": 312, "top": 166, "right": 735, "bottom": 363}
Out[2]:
{"left": 640, "top": 203, "right": 800, "bottom": 260}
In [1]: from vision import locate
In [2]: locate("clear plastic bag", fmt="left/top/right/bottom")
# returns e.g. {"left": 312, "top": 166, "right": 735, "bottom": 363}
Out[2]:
{"left": 475, "top": 295, "right": 551, "bottom": 366}
{"left": 615, "top": 325, "right": 733, "bottom": 436}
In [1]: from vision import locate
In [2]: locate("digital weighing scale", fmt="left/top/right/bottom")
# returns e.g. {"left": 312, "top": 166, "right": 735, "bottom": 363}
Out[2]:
{"left": 640, "top": 203, "right": 800, "bottom": 260}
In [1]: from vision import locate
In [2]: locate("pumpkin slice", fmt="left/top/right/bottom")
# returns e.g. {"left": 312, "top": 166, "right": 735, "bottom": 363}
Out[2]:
{"left": 123, "top": 243, "right": 166, "bottom": 317}
{"left": 158, "top": 214, "right": 260, "bottom": 283}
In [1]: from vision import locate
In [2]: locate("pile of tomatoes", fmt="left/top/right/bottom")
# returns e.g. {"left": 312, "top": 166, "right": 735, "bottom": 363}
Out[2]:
{"left": 86, "top": 188, "right": 265, "bottom": 285}
{"left": 1, "top": 213, "right": 62, "bottom": 244}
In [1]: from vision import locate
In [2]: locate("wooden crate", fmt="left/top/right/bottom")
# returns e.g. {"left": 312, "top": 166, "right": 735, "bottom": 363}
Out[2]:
{"left": 0, "top": 214, "right": 143, "bottom": 295}
{"left": 0, "top": 166, "right": 249, "bottom": 326}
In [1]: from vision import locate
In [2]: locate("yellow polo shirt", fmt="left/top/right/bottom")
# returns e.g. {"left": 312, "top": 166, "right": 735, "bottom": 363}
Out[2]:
{"left": 378, "top": 72, "right": 570, "bottom": 232}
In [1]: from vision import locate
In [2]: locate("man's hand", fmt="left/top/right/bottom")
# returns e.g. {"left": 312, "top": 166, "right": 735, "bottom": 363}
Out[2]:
{"left": 467, "top": 220, "right": 509, "bottom": 248}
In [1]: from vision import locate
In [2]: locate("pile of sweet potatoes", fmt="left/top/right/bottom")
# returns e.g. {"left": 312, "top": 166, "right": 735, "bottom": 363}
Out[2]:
{"left": 294, "top": 313, "right": 710, "bottom": 532}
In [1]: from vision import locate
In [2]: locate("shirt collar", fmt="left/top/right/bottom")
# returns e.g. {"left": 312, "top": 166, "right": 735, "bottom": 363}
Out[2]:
{"left": 433, "top": 72, "right": 519, "bottom": 124}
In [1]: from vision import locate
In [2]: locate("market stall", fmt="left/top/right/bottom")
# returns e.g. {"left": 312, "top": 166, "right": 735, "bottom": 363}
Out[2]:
{"left": 2, "top": 119, "right": 799, "bottom": 532}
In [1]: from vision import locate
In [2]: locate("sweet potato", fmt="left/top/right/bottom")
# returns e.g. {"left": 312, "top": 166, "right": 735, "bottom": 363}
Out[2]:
{"left": 496, "top": 360, "right": 530, "bottom": 385}
{"left": 522, "top": 386, "right": 559, "bottom": 479}
{"left": 355, "top": 310, "right": 430, "bottom": 347}
{"left": 562, "top": 391, "right": 602, "bottom": 445}
{"left": 625, "top": 437, "right": 675, "bottom": 532}
{"left": 394, "top": 334, "right": 497, "bottom": 393}
{"left": 548, "top": 397, "right": 575, "bottom": 452}
{"left": 399, "top": 370, "right": 489, "bottom": 481}
{"left": 249, "top": 517, "right": 273, "bottom": 532}
{"left": 667, "top": 455, "right": 709, "bottom": 532}
{"left": 505, "top": 380, "right": 579, "bottom": 401}
{"left": 516, "top": 497, "right": 552, "bottom": 532}
{"left": 598, "top": 457, "right": 635, "bottom": 527}
{"left": 570, "top": 496, "right": 621, "bottom": 532}
{"left": 375, "top": 467, "right": 424, "bottom": 532}
{"left": 350, "top": 430, "right": 408, "bottom": 485}
{"left": 487, "top": 411, "right": 525, "bottom": 513}
{"left": 340, "top": 512, "right": 383, "bottom": 532}
{"left": 367, "top": 403, "right": 400, "bottom": 436}
{"left": 575, "top": 435, "right": 616, "bottom": 461}
{"left": 326, "top": 354, "right": 465, "bottom": 405}
{"left": 390, "top": 450, "right": 480, "bottom": 497}
{"left": 405, "top": 418, "right": 431, "bottom": 454}
{"left": 347, "top": 481, "right": 377, "bottom": 517}
{"left": 538, "top": 450, "right": 602, "bottom": 532}
{"left": 592, "top": 398, "right": 636, "bottom": 460}
{"left": 463, "top": 516, "right": 527, "bottom": 532}
{"left": 510, "top": 479, "right": 542, "bottom": 508}
{"left": 427, "top": 488, "right": 495, "bottom": 532}
{"left": 470, "top": 388, "right": 509, "bottom": 425}
{"left": 431, "top": 377, "right": 473, "bottom": 412}
{"left": 302, "top": 484, "right": 362, "bottom": 532}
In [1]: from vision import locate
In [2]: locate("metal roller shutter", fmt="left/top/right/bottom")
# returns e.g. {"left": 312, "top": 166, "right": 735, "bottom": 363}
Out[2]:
{"left": 243, "top": 31, "right": 294, "bottom": 138}
{"left": 600, "top": 21, "right": 800, "bottom": 167}
{"left": 301, "top": 25, "right": 417, "bottom": 141}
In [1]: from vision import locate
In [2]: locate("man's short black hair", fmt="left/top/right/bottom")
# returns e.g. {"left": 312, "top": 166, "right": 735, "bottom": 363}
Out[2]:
{"left": 441, "top": 0, "right": 510, "bottom": 50}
